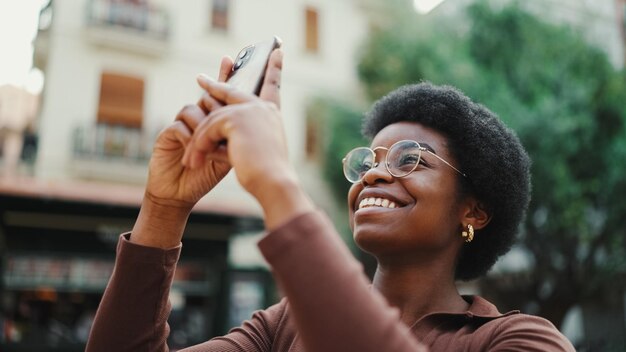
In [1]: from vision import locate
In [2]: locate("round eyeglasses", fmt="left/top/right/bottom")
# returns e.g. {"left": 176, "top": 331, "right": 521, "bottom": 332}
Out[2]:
{"left": 342, "top": 140, "right": 467, "bottom": 183}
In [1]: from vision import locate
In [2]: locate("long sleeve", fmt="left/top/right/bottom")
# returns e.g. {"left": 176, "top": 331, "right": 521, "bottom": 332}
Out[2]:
{"left": 258, "top": 211, "right": 427, "bottom": 352}
{"left": 86, "top": 234, "right": 181, "bottom": 352}
{"left": 86, "top": 235, "right": 289, "bottom": 352}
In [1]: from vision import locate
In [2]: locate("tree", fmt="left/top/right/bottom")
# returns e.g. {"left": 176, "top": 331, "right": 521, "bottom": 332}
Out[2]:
{"left": 466, "top": 2, "right": 626, "bottom": 340}
{"left": 322, "top": 0, "right": 626, "bottom": 342}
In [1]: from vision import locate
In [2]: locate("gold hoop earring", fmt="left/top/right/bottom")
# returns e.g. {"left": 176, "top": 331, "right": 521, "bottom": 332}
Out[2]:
{"left": 461, "top": 224, "right": 474, "bottom": 243}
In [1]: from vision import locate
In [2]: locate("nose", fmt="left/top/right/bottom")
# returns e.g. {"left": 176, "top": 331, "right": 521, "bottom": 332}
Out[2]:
{"left": 361, "top": 161, "right": 393, "bottom": 186}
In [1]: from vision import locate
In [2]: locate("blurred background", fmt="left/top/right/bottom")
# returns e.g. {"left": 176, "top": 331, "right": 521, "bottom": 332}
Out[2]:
{"left": 0, "top": 0, "right": 624, "bottom": 350}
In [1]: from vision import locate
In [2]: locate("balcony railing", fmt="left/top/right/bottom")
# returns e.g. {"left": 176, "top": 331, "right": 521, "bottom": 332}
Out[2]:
{"left": 73, "top": 123, "right": 153, "bottom": 162}
{"left": 85, "top": 0, "right": 170, "bottom": 55}
{"left": 70, "top": 123, "right": 156, "bottom": 182}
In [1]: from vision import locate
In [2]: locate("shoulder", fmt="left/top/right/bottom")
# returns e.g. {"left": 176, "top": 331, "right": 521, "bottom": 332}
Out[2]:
{"left": 461, "top": 296, "right": 575, "bottom": 351}
{"left": 482, "top": 312, "right": 575, "bottom": 351}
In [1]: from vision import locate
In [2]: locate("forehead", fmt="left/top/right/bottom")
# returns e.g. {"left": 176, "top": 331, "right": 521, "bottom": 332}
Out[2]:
{"left": 371, "top": 122, "right": 449, "bottom": 152}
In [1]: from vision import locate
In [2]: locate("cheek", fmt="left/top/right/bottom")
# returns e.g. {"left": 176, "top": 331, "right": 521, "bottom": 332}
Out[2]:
{"left": 347, "top": 184, "right": 361, "bottom": 212}
{"left": 347, "top": 184, "right": 361, "bottom": 231}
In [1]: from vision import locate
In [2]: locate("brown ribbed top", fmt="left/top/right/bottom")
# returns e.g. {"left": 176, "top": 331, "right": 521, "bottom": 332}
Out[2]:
{"left": 86, "top": 211, "right": 574, "bottom": 352}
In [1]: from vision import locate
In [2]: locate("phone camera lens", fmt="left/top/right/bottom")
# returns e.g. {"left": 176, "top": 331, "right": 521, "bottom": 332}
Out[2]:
{"left": 232, "top": 45, "right": 255, "bottom": 71}
{"left": 238, "top": 48, "right": 249, "bottom": 60}
{"left": 234, "top": 59, "right": 244, "bottom": 70}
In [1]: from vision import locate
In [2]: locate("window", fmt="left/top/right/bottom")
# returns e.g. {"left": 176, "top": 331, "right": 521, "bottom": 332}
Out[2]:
{"left": 305, "top": 113, "right": 321, "bottom": 162}
{"left": 97, "top": 72, "right": 144, "bottom": 128}
{"left": 305, "top": 7, "right": 319, "bottom": 53}
{"left": 211, "top": 0, "right": 229, "bottom": 31}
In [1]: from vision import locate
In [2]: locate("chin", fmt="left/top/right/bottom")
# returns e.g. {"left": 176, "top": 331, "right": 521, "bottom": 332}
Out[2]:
{"left": 353, "top": 225, "right": 388, "bottom": 255}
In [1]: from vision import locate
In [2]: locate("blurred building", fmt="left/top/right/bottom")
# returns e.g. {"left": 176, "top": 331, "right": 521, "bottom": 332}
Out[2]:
{"left": 0, "top": 85, "right": 39, "bottom": 178}
{"left": 0, "top": 0, "right": 368, "bottom": 350}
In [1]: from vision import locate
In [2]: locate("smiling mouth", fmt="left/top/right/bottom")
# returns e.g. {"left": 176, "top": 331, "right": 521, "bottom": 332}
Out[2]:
{"left": 358, "top": 197, "right": 398, "bottom": 210}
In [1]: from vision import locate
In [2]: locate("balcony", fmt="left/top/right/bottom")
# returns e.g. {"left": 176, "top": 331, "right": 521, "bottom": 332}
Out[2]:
{"left": 84, "top": 0, "right": 171, "bottom": 56}
{"left": 70, "top": 123, "right": 155, "bottom": 183}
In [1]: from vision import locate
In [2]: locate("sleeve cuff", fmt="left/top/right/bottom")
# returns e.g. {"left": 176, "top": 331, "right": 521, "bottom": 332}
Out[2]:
{"left": 117, "top": 233, "right": 182, "bottom": 266}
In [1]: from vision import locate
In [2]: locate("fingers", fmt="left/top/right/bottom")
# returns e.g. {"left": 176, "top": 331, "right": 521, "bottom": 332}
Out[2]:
{"left": 259, "top": 49, "right": 283, "bottom": 108}
{"left": 197, "top": 92, "right": 224, "bottom": 115}
{"left": 163, "top": 120, "right": 193, "bottom": 148}
{"left": 218, "top": 55, "right": 234, "bottom": 82}
{"left": 184, "top": 105, "right": 243, "bottom": 169}
{"left": 197, "top": 74, "right": 256, "bottom": 105}
{"left": 175, "top": 104, "right": 206, "bottom": 132}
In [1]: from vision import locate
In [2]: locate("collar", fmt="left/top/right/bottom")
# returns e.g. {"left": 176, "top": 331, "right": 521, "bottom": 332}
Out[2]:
{"left": 410, "top": 295, "right": 520, "bottom": 330}
{"left": 463, "top": 295, "right": 519, "bottom": 319}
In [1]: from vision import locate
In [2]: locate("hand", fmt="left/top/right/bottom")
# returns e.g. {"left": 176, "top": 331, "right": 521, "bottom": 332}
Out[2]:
{"left": 130, "top": 57, "right": 234, "bottom": 248}
{"left": 184, "top": 49, "right": 315, "bottom": 230}
{"left": 145, "top": 57, "right": 233, "bottom": 211}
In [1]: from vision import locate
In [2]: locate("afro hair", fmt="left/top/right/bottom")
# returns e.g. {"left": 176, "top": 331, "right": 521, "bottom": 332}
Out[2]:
{"left": 362, "top": 82, "right": 531, "bottom": 281}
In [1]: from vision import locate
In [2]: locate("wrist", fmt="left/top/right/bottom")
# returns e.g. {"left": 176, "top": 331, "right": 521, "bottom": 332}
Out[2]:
{"left": 256, "top": 171, "right": 315, "bottom": 231}
{"left": 130, "top": 193, "right": 193, "bottom": 249}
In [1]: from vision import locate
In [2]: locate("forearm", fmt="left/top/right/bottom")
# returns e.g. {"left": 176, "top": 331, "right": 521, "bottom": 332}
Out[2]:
{"left": 255, "top": 172, "right": 315, "bottom": 231}
{"left": 86, "top": 235, "right": 181, "bottom": 352}
{"left": 130, "top": 193, "right": 193, "bottom": 249}
{"left": 258, "top": 212, "right": 426, "bottom": 352}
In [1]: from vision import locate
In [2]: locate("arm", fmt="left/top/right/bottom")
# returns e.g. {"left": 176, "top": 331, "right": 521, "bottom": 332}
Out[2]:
{"left": 258, "top": 210, "right": 426, "bottom": 352}
{"left": 85, "top": 234, "right": 180, "bottom": 352}
{"left": 87, "top": 53, "right": 291, "bottom": 351}
{"left": 86, "top": 234, "right": 289, "bottom": 352}
{"left": 186, "top": 53, "right": 427, "bottom": 352}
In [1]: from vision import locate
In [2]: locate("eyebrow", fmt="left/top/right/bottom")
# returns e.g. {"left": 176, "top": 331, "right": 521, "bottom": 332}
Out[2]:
{"left": 419, "top": 143, "right": 436, "bottom": 154}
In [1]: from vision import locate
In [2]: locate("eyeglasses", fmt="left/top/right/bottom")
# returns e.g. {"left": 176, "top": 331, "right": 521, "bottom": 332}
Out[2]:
{"left": 342, "top": 140, "right": 467, "bottom": 183}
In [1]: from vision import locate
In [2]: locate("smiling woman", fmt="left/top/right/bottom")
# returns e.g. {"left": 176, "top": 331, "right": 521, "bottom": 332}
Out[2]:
{"left": 85, "top": 52, "right": 574, "bottom": 351}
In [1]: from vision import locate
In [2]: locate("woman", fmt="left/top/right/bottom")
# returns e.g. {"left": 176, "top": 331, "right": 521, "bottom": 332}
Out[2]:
{"left": 86, "top": 50, "right": 574, "bottom": 351}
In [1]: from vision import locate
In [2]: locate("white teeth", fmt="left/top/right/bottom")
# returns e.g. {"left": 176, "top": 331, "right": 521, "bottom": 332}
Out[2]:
{"left": 358, "top": 197, "right": 399, "bottom": 210}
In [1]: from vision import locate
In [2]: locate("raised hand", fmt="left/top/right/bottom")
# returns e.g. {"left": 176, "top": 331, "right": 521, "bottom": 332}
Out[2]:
{"left": 130, "top": 57, "right": 235, "bottom": 248}
{"left": 184, "top": 49, "right": 315, "bottom": 230}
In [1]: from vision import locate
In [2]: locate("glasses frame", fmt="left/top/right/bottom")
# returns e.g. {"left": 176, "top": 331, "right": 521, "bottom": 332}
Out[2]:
{"left": 342, "top": 140, "right": 467, "bottom": 184}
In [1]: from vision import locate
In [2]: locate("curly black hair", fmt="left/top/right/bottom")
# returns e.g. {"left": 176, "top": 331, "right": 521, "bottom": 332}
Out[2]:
{"left": 362, "top": 82, "right": 531, "bottom": 281}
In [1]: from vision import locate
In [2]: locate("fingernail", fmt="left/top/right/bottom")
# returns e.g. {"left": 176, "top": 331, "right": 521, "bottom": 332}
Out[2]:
{"left": 197, "top": 74, "right": 214, "bottom": 85}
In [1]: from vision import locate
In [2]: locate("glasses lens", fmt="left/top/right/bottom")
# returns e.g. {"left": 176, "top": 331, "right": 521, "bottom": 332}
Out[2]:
{"left": 343, "top": 147, "right": 374, "bottom": 183}
{"left": 387, "top": 140, "right": 422, "bottom": 177}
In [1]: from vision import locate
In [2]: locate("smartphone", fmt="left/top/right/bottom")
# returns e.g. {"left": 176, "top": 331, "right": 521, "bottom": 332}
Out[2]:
{"left": 226, "top": 36, "right": 282, "bottom": 96}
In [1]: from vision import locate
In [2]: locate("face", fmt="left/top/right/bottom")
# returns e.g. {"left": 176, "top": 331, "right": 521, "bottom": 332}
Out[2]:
{"left": 348, "top": 122, "right": 465, "bottom": 262}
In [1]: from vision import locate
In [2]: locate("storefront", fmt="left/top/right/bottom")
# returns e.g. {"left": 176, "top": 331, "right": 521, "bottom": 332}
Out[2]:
{"left": 0, "top": 179, "right": 269, "bottom": 351}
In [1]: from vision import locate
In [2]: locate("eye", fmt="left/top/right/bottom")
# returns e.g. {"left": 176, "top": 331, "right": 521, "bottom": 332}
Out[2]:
{"left": 398, "top": 153, "right": 422, "bottom": 166}
{"left": 360, "top": 160, "right": 373, "bottom": 171}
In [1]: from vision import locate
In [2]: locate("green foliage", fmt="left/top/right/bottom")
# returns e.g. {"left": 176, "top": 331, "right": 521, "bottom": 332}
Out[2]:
{"left": 466, "top": 2, "right": 626, "bottom": 292}
{"left": 308, "top": 98, "right": 367, "bottom": 204}
{"left": 321, "top": 0, "right": 626, "bottom": 329}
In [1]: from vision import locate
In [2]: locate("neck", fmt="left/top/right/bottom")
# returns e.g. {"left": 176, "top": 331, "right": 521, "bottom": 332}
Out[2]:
{"left": 372, "top": 258, "right": 469, "bottom": 326}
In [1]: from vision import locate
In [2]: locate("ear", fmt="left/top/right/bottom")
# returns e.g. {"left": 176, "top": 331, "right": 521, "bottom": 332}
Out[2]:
{"left": 460, "top": 197, "right": 492, "bottom": 231}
